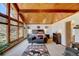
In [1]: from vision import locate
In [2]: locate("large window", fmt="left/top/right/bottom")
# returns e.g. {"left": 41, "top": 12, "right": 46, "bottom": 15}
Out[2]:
{"left": 9, "top": 4, "right": 19, "bottom": 42}
{"left": 0, "top": 16, "right": 8, "bottom": 51}
{"left": 0, "top": 3, "right": 26, "bottom": 53}
{"left": 0, "top": 24, "right": 8, "bottom": 46}
{"left": 0, "top": 3, "right": 7, "bottom": 15}
{"left": 10, "top": 4, "right": 17, "bottom": 20}
{"left": 10, "top": 20, "right": 18, "bottom": 42}
{"left": 0, "top": 3, "right": 8, "bottom": 51}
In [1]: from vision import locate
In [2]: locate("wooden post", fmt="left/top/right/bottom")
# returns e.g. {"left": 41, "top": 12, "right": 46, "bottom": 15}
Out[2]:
{"left": 17, "top": 9, "right": 19, "bottom": 40}
{"left": 66, "top": 21, "right": 72, "bottom": 47}
{"left": 7, "top": 3, "right": 10, "bottom": 43}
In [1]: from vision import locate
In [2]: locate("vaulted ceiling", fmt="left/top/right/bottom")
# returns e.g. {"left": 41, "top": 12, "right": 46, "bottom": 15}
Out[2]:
{"left": 17, "top": 3, "right": 79, "bottom": 24}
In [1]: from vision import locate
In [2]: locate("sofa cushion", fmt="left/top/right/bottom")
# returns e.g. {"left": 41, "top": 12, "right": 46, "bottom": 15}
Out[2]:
{"left": 64, "top": 47, "right": 79, "bottom": 56}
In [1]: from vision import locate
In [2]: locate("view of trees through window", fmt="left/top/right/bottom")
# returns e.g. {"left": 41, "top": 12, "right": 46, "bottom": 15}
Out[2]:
{"left": 10, "top": 4, "right": 17, "bottom": 19}
{"left": 10, "top": 25, "right": 18, "bottom": 42}
{"left": 0, "top": 23, "right": 8, "bottom": 48}
{"left": 0, "top": 3, "right": 8, "bottom": 51}
{"left": 19, "top": 23, "right": 24, "bottom": 38}
{"left": 0, "top": 3, "right": 25, "bottom": 53}
{"left": 10, "top": 20, "right": 18, "bottom": 42}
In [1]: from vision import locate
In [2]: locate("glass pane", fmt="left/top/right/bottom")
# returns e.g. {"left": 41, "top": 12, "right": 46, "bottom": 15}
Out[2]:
{"left": 0, "top": 3, "right": 7, "bottom": 15}
{"left": 10, "top": 20, "right": 18, "bottom": 25}
{"left": 10, "top": 5, "right": 17, "bottom": 19}
{"left": 24, "top": 27, "right": 27, "bottom": 38}
{"left": 19, "top": 27, "right": 23, "bottom": 38}
{"left": 0, "top": 24, "right": 8, "bottom": 48}
{"left": 10, "top": 26, "right": 18, "bottom": 42}
{"left": 0, "top": 16, "right": 7, "bottom": 23}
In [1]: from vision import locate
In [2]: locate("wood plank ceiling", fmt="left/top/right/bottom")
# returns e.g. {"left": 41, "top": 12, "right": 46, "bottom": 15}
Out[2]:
{"left": 17, "top": 3, "right": 79, "bottom": 24}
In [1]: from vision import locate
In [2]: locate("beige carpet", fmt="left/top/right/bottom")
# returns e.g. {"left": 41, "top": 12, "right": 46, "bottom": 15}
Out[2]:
{"left": 4, "top": 39, "right": 65, "bottom": 56}
{"left": 46, "top": 42, "right": 65, "bottom": 56}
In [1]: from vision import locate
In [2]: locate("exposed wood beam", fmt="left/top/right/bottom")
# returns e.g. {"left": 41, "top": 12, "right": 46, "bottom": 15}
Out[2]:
{"left": 19, "top": 9, "right": 79, "bottom": 13}
{"left": 12, "top": 3, "right": 26, "bottom": 24}
{"left": 27, "top": 22, "right": 65, "bottom": 24}
{"left": 12, "top": 3, "right": 19, "bottom": 12}
{"left": 19, "top": 13, "right": 25, "bottom": 22}
{"left": 19, "top": 13, "right": 29, "bottom": 24}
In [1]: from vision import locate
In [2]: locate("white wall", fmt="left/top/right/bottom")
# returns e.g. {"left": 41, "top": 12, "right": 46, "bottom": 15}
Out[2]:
{"left": 47, "top": 12, "right": 79, "bottom": 45}
{"left": 27, "top": 24, "right": 51, "bottom": 34}
{"left": 26, "top": 12, "right": 79, "bottom": 46}
{"left": 47, "top": 20, "right": 66, "bottom": 45}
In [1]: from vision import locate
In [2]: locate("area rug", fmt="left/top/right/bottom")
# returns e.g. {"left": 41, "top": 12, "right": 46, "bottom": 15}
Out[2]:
{"left": 22, "top": 44, "right": 50, "bottom": 56}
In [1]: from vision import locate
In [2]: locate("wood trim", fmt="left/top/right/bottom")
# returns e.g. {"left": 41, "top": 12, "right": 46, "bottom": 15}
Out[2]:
{"left": 23, "top": 25, "right": 24, "bottom": 38}
{"left": 0, "top": 22, "right": 8, "bottom": 24}
{"left": 7, "top": 3, "right": 10, "bottom": 43}
{"left": 18, "top": 10, "right": 19, "bottom": 40}
{"left": 19, "top": 9, "right": 79, "bottom": 13}
{"left": 0, "top": 13, "right": 8, "bottom": 19}
{"left": 10, "top": 24, "right": 18, "bottom": 26}
{"left": 12, "top": 3, "right": 19, "bottom": 12}
{"left": 26, "top": 21, "right": 56, "bottom": 24}
{"left": 11, "top": 18, "right": 23, "bottom": 24}
{"left": 10, "top": 17, "right": 18, "bottom": 22}
{"left": 19, "top": 13, "right": 25, "bottom": 22}
{"left": 10, "top": 37, "right": 24, "bottom": 43}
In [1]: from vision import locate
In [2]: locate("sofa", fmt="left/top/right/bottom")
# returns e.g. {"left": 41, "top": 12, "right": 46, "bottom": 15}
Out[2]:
{"left": 28, "top": 35, "right": 44, "bottom": 43}
{"left": 64, "top": 47, "right": 79, "bottom": 56}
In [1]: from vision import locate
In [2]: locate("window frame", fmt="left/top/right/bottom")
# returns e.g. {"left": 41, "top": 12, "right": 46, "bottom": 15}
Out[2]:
{"left": 9, "top": 4, "right": 24, "bottom": 43}
{"left": 0, "top": 3, "right": 24, "bottom": 44}
{"left": 0, "top": 4, "right": 9, "bottom": 49}
{"left": 0, "top": 14, "right": 8, "bottom": 47}
{"left": 0, "top": 3, "right": 25, "bottom": 53}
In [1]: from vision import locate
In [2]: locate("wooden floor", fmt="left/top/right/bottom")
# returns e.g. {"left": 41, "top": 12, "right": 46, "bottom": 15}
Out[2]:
{"left": 3, "top": 39, "right": 65, "bottom": 56}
